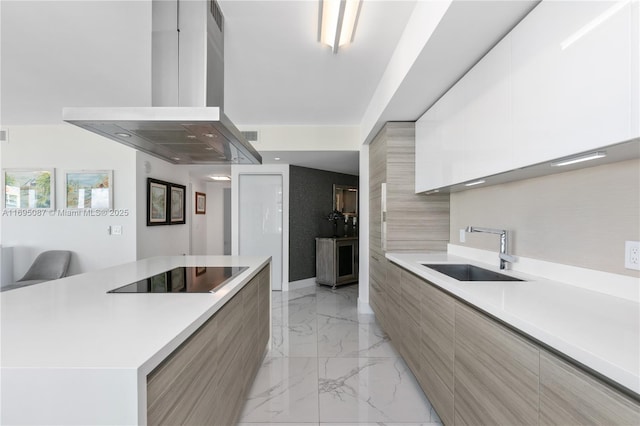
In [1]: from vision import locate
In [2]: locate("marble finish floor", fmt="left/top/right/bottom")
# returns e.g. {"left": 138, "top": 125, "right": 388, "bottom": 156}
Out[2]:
{"left": 239, "top": 284, "right": 442, "bottom": 426}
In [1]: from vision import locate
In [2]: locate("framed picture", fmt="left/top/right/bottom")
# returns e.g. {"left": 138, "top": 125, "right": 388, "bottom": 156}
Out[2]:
{"left": 195, "top": 192, "right": 206, "bottom": 214}
{"left": 170, "top": 184, "right": 186, "bottom": 224}
{"left": 149, "top": 272, "right": 168, "bottom": 292}
{"left": 2, "top": 168, "right": 55, "bottom": 209}
{"left": 169, "top": 267, "right": 186, "bottom": 292}
{"left": 147, "top": 178, "right": 168, "bottom": 225}
{"left": 65, "top": 170, "right": 113, "bottom": 209}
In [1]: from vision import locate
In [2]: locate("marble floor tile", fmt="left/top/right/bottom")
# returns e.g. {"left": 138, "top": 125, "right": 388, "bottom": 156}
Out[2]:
{"left": 272, "top": 298, "right": 317, "bottom": 327}
{"left": 240, "top": 357, "right": 320, "bottom": 423}
{"left": 242, "top": 284, "right": 441, "bottom": 425}
{"left": 317, "top": 316, "right": 399, "bottom": 358}
{"left": 316, "top": 285, "right": 360, "bottom": 321}
{"left": 269, "top": 322, "right": 318, "bottom": 358}
{"left": 318, "top": 357, "right": 433, "bottom": 423}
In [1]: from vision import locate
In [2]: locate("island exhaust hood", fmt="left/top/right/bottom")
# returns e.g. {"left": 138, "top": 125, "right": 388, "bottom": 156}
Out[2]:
{"left": 63, "top": 0, "right": 261, "bottom": 165}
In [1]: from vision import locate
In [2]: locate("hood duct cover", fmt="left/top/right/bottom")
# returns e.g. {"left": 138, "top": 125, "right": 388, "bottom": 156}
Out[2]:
{"left": 63, "top": 0, "right": 261, "bottom": 165}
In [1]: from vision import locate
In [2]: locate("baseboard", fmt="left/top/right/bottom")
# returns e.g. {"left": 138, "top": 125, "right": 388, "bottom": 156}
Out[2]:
{"left": 357, "top": 298, "right": 374, "bottom": 315}
{"left": 287, "top": 277, "right": 317, "bottom": 291}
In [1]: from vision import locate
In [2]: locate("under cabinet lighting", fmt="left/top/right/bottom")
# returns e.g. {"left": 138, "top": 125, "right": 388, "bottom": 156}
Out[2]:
{"left": 551, "top": 151, "right": 607, "bottom": 167}
{"left": 115, "top": 132, "right": 131, "bottom": 138}
{"left": 464, "top": 180, "right": 486, "bottom": 187}
{"left": 319, "top": 0, "right": 361, "bottom": 53}
{"left": 210, "top": 176, "right": 231, "bottom": 181}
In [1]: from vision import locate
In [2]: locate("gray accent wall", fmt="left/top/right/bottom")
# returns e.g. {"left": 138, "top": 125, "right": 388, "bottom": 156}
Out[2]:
{"left": 289, "top": 166, "right": 359, "bottom": 282}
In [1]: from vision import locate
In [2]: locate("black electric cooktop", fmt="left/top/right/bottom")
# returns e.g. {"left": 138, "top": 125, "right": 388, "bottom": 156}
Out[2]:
{"left": 108, "top": 266, "right": 248, "bottom": 293}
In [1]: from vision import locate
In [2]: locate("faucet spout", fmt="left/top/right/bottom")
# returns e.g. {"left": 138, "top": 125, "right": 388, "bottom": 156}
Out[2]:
{"left": 465, "top": 226, "right": 514, "bottom": 269}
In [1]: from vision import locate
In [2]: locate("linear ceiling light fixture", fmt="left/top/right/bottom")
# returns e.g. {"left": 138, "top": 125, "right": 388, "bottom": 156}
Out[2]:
{"left": 319, "top": 0, "right": 362, "bottom": 53}
{"left": 550, "top": 151, "right": 607, "bottom": 167}
{"left": 210, "top": 175, "right": 231, "bottom": 181}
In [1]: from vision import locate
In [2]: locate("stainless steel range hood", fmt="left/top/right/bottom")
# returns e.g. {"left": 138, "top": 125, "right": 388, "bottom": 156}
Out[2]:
{"left": 63, "top": 0, "right": 261, "bottom": 165}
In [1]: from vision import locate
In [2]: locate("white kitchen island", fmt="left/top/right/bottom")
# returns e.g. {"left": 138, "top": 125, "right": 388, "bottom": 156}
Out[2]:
{"left": 0, "top": 255, "right": 271, "bottom": 425}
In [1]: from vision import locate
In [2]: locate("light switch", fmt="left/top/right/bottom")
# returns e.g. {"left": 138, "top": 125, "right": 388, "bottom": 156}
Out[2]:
{"left": 111, "top": 225, "right": 122, "bottom": 236}
{"left": 460, "top": 229, "right": 466, "bottom": 243}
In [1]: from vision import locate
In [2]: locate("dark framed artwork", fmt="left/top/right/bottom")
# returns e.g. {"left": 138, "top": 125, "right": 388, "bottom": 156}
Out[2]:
{"left": 170, "top": 267, "right": 186, "bottom": 292}
{"left": 195, "top": 192, "right": 206, "bottom": 214}
{"left": 147, "top": 178, "right": 168, "bottom": 226}
{"left": 147, "top": 178, "right": 186, "bottom": 226}
{"left": 170, "top": 184, "right": 186, "bottom": 224}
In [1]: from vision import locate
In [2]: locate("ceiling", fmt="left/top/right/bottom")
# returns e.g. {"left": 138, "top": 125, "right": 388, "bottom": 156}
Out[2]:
{"left": 220, "top": 0, "right": 418, "bottom": 126}
{"left": 203, "top": 0, "right": 539, "bottom": 178}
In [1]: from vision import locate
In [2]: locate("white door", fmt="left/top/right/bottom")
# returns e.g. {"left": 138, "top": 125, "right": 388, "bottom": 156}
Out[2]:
{"left": 238, "top": 174, "right": 283, "bottom": 290}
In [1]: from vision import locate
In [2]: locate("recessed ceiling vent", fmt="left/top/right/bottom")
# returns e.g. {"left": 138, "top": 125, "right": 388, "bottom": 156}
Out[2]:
{"left": 241, "top": 130, "right": 259, "bottom": 143}
{"left": 210, "top": 0, "right": 224, "bottom": 33}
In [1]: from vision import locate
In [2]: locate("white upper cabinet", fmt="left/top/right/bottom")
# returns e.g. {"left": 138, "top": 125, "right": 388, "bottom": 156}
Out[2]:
{"left": 512, "top": 0, "right": 635, "bottom": 168}
{"left": 415, "top": 0, "right": 638, "bottom": 193}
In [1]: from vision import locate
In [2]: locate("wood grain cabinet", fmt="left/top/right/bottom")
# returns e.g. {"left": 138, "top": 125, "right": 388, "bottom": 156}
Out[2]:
{"left": 384, "top": 262, "right": 404, "bottom": 351}
{"left": 454, "top": 303, "right": 540, "bottom": 426}
{"left": 388, "top": 263, "right": 640, "bottom": 426}
{"left": 400, "top": 270, "right": 423, "bottom": 375}
{"left": 539, "top": 351, "right": 640, "bottom": 425}
{"left": 368, "top": 254, "right": 387, "bottom": 330}
{"left": 147, "top": 265, "right": 270, "bottom": 426}
{"left": 368, "top": 121, "right": 449, "bottom": 353}
{"left": 418, "top": 274, "right": 455, "bottom": 426}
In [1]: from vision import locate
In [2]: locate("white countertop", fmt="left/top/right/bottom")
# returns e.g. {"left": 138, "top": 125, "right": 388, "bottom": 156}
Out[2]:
{"left": 0, "top": 255, "right": 270, "bottom": 425}
{"left": 386, "top": 252, "right": 640, "bottom": 397}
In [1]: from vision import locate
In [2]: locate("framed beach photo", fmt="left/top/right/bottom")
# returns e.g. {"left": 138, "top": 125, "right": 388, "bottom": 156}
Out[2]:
{"left": 170, "top": 184, "right": 186, "bottom": 224}
{"left": 195, "top": 192, "right": 206, "bottom": 214}
{"left": 65, "top": 170, "right": 113, "bottom": 209}
{"left": 147, "top": 178, "right": 168, "bottom": 225}
{"left": 3, "top": 168, "right": 55, "bottom": 209}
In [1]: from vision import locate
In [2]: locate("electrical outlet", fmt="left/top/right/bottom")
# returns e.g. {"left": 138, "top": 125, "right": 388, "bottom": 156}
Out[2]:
{"left": 625, "top": 241, "right": 640, "bottom": 270}
{"left": 459, "top": 229, "right": 466, "bottom": 243}
{"left": 111, "top": 225, "right": 122, "bottom": 236}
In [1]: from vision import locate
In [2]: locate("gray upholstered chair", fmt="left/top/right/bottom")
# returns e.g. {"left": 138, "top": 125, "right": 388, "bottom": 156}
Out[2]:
{"left": 1, "top": 250, "right": 72, "bottom": 292}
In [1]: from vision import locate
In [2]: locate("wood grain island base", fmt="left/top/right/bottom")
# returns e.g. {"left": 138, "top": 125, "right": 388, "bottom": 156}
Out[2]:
{"left": 147, "top": 264, "right": 270, "bottom": 426}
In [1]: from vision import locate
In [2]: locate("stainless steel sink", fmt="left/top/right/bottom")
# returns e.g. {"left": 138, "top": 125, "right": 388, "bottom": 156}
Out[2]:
{"left": 422, "top": 264, "right": 523, "bottom": 282}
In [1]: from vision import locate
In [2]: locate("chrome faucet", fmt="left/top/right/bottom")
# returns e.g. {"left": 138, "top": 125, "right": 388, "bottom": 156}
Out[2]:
{"left": 465, "top": 226, "right": 516, "bottom": 269}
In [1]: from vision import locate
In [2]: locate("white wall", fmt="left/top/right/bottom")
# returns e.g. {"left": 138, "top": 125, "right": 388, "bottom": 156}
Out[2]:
{"left": 135, "top": 152, "right": 191, "bottom": 259}
{"left": 205, "top": 182, "right": 229, "bottom": 255}
{"left": 357, "top": 144, "right": 371, "bottom": 314}
{"left": 0, "top": 125, "right": 137, "bottom": 281}
{"left": 0, "top": 0, "right": 152, "bottom": 125}
{"left": 239, "top": 125, "right": 361, "bottom": 151}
